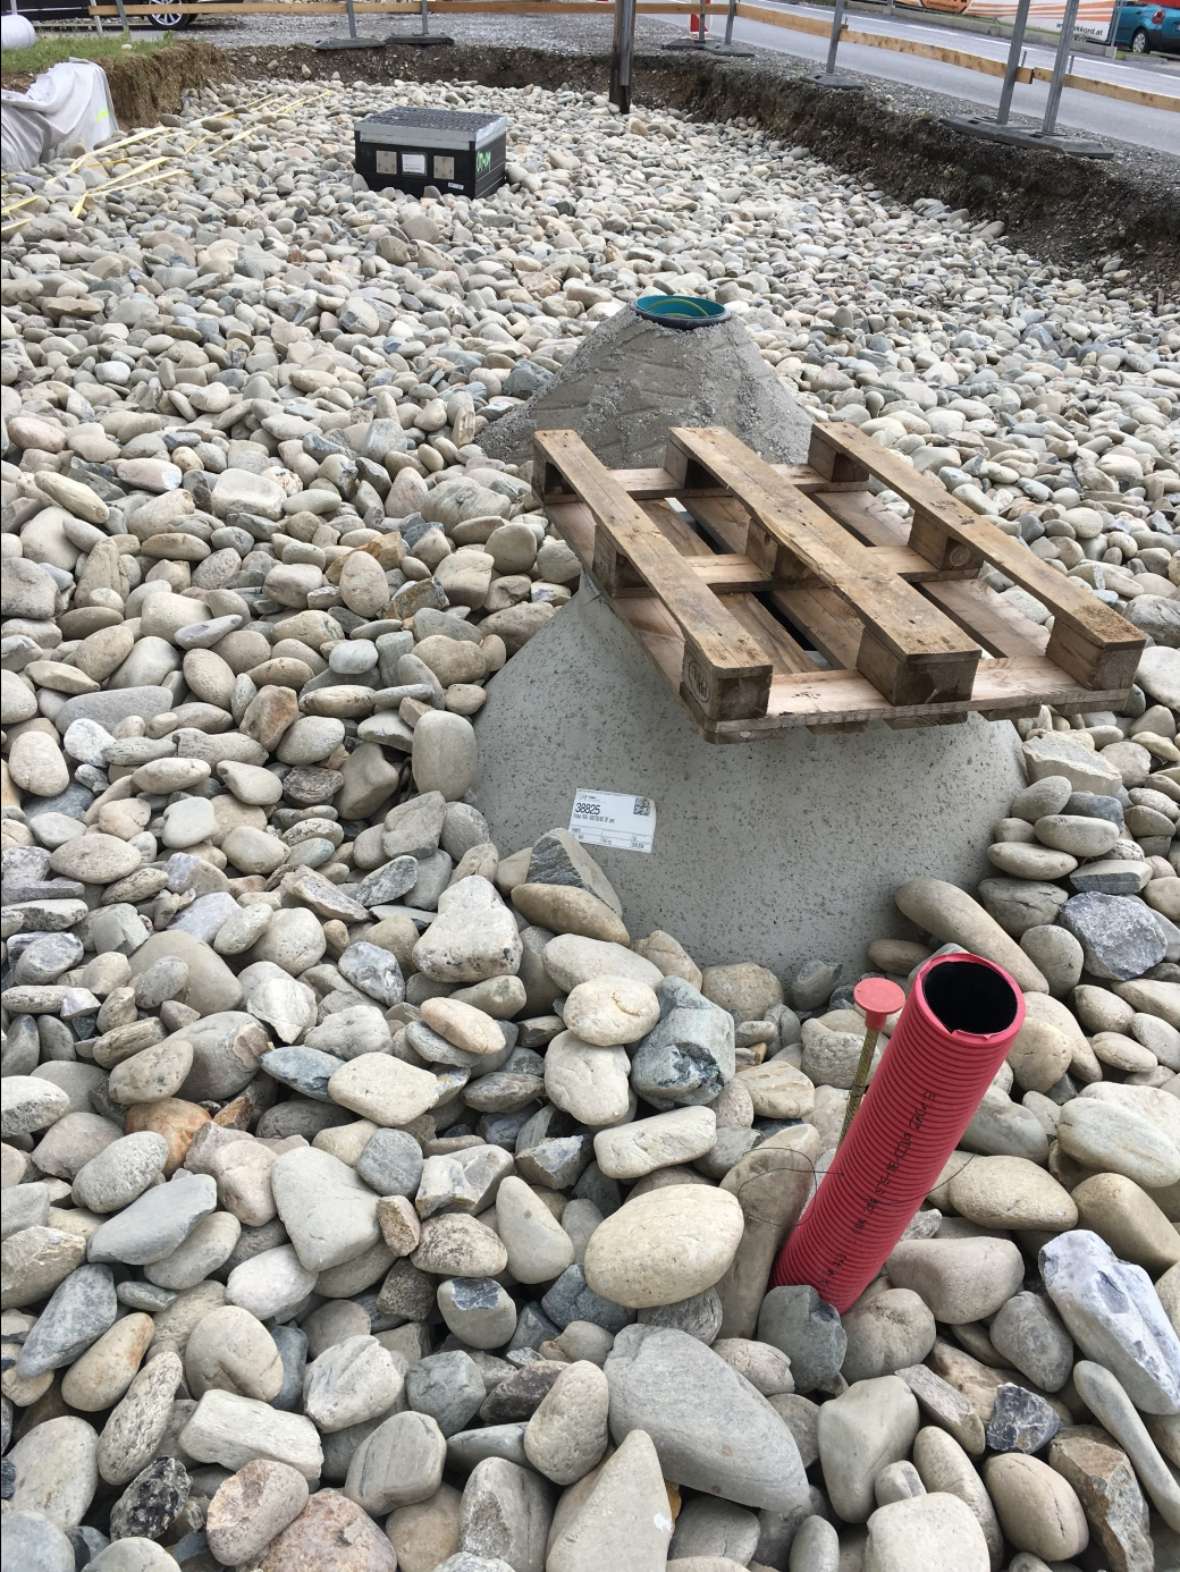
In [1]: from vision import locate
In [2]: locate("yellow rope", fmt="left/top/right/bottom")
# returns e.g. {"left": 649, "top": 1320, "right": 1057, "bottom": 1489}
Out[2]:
{"left": 8, "top": 88, "right": 333, "bottom": 228}
{"left": 71, "top": 156, "right": 168, "bottom": 217}
{"left": 67, "top": 123, "right": 168, "bottom": 172}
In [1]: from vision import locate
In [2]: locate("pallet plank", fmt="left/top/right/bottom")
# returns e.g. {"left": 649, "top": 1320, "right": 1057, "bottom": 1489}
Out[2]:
{"left": 758, "top": 657, "right": 1131, "bottom": 726}
{"left": 540, "top": 424, "right": 1141, "bottom": 740}
{"left": 923, "top": 579, "right": 1050, "bottom": 661}
{"left": 542, "top": 460, "right": 860, "bottom": 504}
{"left": 535, "top": 430, "right": 773, "bottom": 721}
{"left": 810, "top": 421, "right": 1145, "bottom": 686}
{"left": 667, "top": 426, "right": 982, "bottom": 707}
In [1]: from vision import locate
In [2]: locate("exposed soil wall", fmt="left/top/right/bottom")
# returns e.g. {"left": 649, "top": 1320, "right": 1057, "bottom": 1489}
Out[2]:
{"left": 229, "top": 40, "right": 1180, "bottom": 287}
{"left": 1, "top": 40, "right": 226, "bottom": 122}
{"left": 104, "top": 39, "right": 226, "bottom": 124}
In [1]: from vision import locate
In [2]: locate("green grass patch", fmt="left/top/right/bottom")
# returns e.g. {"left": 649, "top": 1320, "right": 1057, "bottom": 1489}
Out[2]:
{"left": 1, "top": 32, "right": 173, "bottom": 82}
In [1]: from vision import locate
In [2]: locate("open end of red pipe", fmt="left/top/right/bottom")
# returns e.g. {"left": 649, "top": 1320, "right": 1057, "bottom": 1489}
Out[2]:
{"left": 922, "top": 957, "right": 1022, "bottom": 1037}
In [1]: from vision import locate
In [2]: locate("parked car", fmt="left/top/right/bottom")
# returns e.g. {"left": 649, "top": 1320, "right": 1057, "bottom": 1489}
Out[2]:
{"left": 10, "top": 0, "right": 225, "bottom": 29}
{"left": 1110, "top": 1, "right": 1180, "bottom": 52}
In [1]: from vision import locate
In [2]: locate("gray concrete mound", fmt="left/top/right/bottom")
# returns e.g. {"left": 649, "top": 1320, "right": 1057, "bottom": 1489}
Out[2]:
{"left": 480, "top": 302, "right": 814, "bottom": 469}
{"left": 475, "top": 579, "right": 1026, "bottom": 976}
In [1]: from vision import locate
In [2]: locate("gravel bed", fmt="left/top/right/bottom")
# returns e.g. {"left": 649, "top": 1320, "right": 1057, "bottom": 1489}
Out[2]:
{"left": 2, "top": 64, "right": 1180, "bottom": 1572}
{"left": 191, "top": 9, "right": 1180, "bottom": 192}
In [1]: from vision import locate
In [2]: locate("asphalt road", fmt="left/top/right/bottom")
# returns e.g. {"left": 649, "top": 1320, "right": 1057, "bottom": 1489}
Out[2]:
{"left": 726, "top": 1, "right": 1180, "bottom": 148}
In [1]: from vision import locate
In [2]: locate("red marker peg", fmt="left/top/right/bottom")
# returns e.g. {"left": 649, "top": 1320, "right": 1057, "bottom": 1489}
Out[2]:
{"left": 839, "top": 977, "right": 907, "bottom": 1144}
{"left": 854, "top": 977, "right": 906, "bottom": 1032}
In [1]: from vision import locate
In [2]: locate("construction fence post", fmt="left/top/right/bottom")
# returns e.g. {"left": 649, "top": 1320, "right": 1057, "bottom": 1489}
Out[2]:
{"left": 1041, "top": 0, "right": 1081, "bottom": 135}
{"left": 611, "top": 0, "right": 638, "bottom": 111}
{"left": 315, "top": 0, "right": 386, "bottom": 53}
{"left": 816, "top": 0, "right": 861, "bottom": 86}
{"left": 938, "top": 0, "right": 1108, "bottom": 157}
{"left": 995, "top": 0, "right": 1032, "bottom": 124}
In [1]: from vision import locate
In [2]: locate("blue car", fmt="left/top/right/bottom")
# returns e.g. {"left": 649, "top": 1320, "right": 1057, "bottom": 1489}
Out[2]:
{"left": 1110, "top": 2, "right": 1180, "bottom": 52}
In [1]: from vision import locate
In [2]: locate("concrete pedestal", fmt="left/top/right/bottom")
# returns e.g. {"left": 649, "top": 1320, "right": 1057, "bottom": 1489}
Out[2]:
{"left": 475, "top": 580, "right": 1026, "bottom": 977}
{"left": 480, "top": 304, "right": 814, "bottom": 471}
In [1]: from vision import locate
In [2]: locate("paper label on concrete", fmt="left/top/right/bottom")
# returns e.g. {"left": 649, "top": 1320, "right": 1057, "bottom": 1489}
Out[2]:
{"left": 569, "top": 789, "right": 656, "bottom": 854}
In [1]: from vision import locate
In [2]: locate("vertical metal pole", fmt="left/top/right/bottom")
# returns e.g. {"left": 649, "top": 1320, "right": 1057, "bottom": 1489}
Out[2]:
{"left": 1041, "top": 0, "right": 1081, "bottom": 135}
{"left": 611, "top": 0, "right": 638, "bottom": 113}
{"left": 345, "top": 0, "right": 359, "bottom": 40}
{"left": 695, "top": 0, "right": 707, "bottom": 46}
{"left": 824, "top": 0, "right": 847, "bottom": 76}
{"left": 113, "top": 0, "right": 129, "bottom": 37}
{"left": 724, "top": 0, "right": 737, "bottom": 43}
{"left": 995, "top": 0, "right": 1033, "bottom": 125}
{"left": 420, "top": 0, "right": 429, "bottom": 33}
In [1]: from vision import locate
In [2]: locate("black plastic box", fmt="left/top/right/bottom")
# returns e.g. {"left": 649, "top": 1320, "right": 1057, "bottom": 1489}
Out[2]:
{"left": 354, "top": 107, "right": 508, "bottom": 199}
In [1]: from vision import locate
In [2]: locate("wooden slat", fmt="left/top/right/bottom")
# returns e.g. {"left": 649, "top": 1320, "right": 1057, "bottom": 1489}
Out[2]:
{"left": 924, "top": 580, "right": 1050, "bottom": 662}
{"left": 611, "top": 592, "right": 685, "bottom": 692}
{"left": 725, "top": 597, "right": 817, "bottom": 678}
{"left": 535, "top": 431, "right": 772, "bottom": 721}
{"left": 751, "top": 658, "right": 1133, "bottom": 730}
{"left": 640, "top": 498, "right": 711, "bottom": 554}
{"left": 547, "top": 499, "right": 767, "bottom": 592}
{"left": 775, "top": 588, "right": 862, "bottom": 671}
{"left": 643, "top": 496, "right": 819, "bottom": 678}
{"left": 667, "top": 426, "right": 982, "bottom": 708}
{"left": 810, "top": 421, "right": 1145, "bottom": 688}
{"left": 542, "top": 460, "right": 857, "bottom": 504}
{"left": 819, "top": 488, "right": 907, "bottom": 549}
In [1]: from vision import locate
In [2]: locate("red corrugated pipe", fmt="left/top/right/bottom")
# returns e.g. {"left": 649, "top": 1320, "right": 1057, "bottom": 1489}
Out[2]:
{"left": 772, "top": 952, "right": 1025, "bottom": 1313}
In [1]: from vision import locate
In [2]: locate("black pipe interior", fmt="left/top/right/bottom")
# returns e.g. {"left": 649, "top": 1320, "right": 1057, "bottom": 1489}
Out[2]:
{"left": 922, "top": 960, "right": 1019, "bottom": 1036}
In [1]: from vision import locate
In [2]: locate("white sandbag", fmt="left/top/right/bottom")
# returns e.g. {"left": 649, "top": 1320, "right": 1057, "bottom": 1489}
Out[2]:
{"left": 1, "top": 59, "right": 119, "bottom": 173}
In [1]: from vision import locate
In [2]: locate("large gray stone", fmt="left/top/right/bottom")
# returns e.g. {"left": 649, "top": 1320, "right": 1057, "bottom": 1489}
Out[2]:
{"left": 545, "top": 1429, "right": 671, "bottom": 1572}
{"left": 1, "top": 1512, "right": 76, "bottom": 1572}
{"left": 604, "top": 1325, "right": 809, "bottom": 1511}
{"left": 817, "top": 1376, "right": 921, "bottom": 1524}
{"left": 53, "top": 686, "right": 173, "bottom": 735}
{"left": 270, "top": 1148, "right": 379, "bottom": 1273}
{"left": 1060, "top": 893, "right": 1167, "bottom": 981}
{"left": 87, "top": 1173, "right": 217, "bottom": 1266}
{"left": 630, "top": 976, "right": 736, "bottom": 1106}
{"left": 15, "top": 1265, "right": 116, "bottom": 1376}
{"left": 1041, "top": 1231, "right": 1180, "bottom": 1416}
{"left": 458, "top": 1457, "right": 552, "bottom": 1572}
{"left": 757, "top": 1285, "right": 846, "bottom": 1395}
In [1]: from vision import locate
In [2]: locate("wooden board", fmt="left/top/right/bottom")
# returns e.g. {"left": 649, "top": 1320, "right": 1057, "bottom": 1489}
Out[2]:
{"left": 534, "top": 430, "right": 773, "bottom": 723}
{"left": 537, "top": 424, "right": 1146, "bottom": 740}
{"left": 810, "top": 421, "right": 1145, "bottom": 691}
{"left": 667, "top": 426, "right": 983, "bottom": 707}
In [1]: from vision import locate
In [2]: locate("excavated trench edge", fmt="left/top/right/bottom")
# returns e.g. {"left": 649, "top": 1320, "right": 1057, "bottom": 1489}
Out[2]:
{"left": 232, "top": 41, "right": 1179, "bottom": 289}
{"left": 14, "top": 38, "right": 1177, "bottom": 287}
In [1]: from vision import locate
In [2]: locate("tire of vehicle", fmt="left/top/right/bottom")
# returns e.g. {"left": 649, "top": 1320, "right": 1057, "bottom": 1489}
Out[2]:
{"left": 147, "top": 8, "right": 195, "bottom": 26}
{"left": 1130, "top": 26, "right": 1151, "bottom": 51}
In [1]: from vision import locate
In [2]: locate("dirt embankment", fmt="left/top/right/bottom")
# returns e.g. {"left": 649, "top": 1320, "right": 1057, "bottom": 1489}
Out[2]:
{"left": 0, "top": 40, "right": 225, "bottom": 123}
{"left": 105, "top": 38, "right": 225, "bottom": 123}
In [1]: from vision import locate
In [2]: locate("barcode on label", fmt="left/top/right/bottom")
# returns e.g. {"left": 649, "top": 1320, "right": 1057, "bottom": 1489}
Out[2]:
{"left": 633, "top": 797, "right": 651, "bottom": 818}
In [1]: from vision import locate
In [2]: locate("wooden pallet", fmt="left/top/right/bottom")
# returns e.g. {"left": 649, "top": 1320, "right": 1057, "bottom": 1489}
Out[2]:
{"left": 534, "top": 422, "right": 1145, "bottom": 740}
